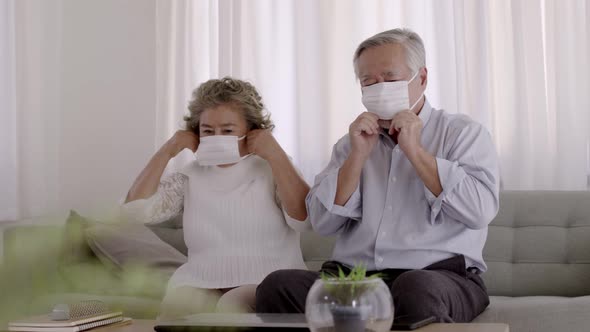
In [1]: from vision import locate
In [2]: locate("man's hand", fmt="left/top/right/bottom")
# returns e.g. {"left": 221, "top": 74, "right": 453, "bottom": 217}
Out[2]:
{"left": 389, "top": 111, "right": 423, "bottom": 157}
{"left": 389, "top": 111, "right": 442, "bottom": 196}
{"left": 247, "top": 129, "right": 283, "bottom": 161}
{"left": 349, "top": 112, "right": 380, "bottom": 160}
{"left": 163, "top": 130, "right": 200, "bottom": 158}
{"left": 334, "top": 112, "right": 379, "bottom": 207}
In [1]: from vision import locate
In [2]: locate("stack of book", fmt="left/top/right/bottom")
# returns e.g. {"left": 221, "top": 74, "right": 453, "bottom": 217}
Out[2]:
{"left": 8, "top": 310, "right": 131, "bottom": 332}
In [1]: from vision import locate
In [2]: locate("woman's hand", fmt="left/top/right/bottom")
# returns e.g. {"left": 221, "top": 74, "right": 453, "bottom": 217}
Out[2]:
{"left": 125, "top": 130, "right": 198, "bottom": 203}
{"left": 248, "top": 129, "right": 309, "bottom": 222}
{"left": 163, "top": 130, "right": 200, "bottom": 158}
{"left": 246, "top": 129, "right": 283, "bottom": 161}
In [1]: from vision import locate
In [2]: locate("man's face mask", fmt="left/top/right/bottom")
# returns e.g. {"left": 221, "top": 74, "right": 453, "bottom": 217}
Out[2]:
{"left": 361, "top": 70, "right": 424, "bottom": 120}
{"left": 194, "top": 135, "right": 250, "bottom": 166}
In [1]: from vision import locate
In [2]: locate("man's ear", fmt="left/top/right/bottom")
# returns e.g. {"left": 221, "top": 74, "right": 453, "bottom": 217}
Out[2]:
{"left": 420, "top": 67, "right": 428, "bottom": 86}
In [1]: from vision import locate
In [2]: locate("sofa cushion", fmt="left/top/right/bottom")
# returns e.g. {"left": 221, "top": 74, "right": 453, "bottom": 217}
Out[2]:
{"left": 474, "top": 295, "right": 590, "bottom": 332}
{"left": 147, "top": 225, "right": 187, "bottom": 256}
{"left": 55, "top": 211, "right": 187, "bottom": 299}
{"left": 300, "top": 231, "right": 335, "bottom": 271}
{"left": 85, "top": 222, "right": 187, "bottom": 271}
{"left": 59, "top": 210, "right": 101, "bottom": 265}
{"left": 484, "top": 191, "right": 590, "bottom": 296}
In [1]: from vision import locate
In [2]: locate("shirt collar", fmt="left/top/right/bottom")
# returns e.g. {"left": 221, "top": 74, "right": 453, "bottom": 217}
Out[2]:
{"left": 377, "top": 97, "right": 433, "bottom": 142}
{"left": 417, "top": 98, "right": 433, "bottom": 129}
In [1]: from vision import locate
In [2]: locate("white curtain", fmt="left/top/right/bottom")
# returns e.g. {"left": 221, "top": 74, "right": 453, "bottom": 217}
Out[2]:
{"left": 0, "top": 0, "right": 17, "bottom": 221}
{"left": 156, "top": 0, "right": 590, "bottom": 190}
{"left": 0, "top": 0, "right": 63, "bottom": 221}
{"left": 156, "top": 0, "right": 337, "bottom": 180}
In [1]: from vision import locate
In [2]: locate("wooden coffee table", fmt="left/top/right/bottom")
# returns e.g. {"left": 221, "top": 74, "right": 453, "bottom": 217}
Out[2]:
{"left": 100, "top": 319, "right": 509, "bottom": 332}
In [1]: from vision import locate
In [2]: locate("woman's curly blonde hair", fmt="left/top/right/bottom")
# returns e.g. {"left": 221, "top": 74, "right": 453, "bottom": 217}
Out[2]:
{"left": 185, "top": 77, "right": 274, "bottom": 133}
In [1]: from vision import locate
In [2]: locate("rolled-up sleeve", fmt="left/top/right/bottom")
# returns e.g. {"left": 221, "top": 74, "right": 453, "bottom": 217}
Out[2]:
{"left": 425, "top": 122, "right": 500, "bottom": 229}
{"left": 306, "top": 136, "right": 362, "bottom": 236}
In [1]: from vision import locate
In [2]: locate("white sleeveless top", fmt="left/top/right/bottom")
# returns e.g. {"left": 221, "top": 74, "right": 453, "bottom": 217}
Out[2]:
{"left": 121, "top": 155, "right": 310, "bottom": 289}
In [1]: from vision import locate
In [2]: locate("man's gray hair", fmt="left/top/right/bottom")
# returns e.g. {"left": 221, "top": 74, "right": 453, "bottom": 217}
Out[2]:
{"left": 353, "top": 28, "right": 426, "bottom": 78}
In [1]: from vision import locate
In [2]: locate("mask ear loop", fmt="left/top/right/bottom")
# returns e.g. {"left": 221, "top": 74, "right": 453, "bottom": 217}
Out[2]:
{"left": 409, "top": 92, "right": 425, "bottom": 111}
{"left": 237, "top": 135, "right": 253, "bottom": 159}
{"left": 408, "top": 69, "right": 425, "bottom": 112}
{"left": 408, "top": 69, "right": 420, "bottom": 83}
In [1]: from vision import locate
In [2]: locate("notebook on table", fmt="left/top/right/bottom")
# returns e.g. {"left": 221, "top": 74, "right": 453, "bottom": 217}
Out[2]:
{"left": 8, "top": 312, "right": 126, "bottom": 332}
{"left": 154, "top": 313, "right": 308, "bottom": 332}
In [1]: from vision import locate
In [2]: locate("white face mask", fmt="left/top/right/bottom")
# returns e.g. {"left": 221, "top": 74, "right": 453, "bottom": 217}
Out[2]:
{"left": 361, "top": 70, "right": 424, "bottom": 120}
{"left": 194, "top": 135, "right": 250, "bottom": 166}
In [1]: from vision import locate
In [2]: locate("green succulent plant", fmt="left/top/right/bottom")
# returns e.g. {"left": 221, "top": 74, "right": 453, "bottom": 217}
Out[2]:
{"left": 320, "top": 264, "right": 382, "bottom": 305}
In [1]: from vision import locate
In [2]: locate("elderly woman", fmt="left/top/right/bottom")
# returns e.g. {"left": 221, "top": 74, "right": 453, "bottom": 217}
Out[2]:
{"left": 122, "top": 77, "right": 310, "bottom": 318}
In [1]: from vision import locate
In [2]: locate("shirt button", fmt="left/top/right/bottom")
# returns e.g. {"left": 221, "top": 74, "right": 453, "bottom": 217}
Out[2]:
{"left": 386, "top": 205, "right": 392, "bottom": 210}
{"left": 391, "top": 176, "right": 397, "bottom": 182}
{"left": 381, "top": 231, "right": 387, "bottom": 237}
{"left": 377, "top": 256, "right": 384, "bottom": 263}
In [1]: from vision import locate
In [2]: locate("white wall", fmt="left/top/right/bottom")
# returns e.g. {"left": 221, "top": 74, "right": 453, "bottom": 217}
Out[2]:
{"left": 58, "top": 0, "right": 157, "bottom": 218}
{"left": 14, "top": 0, "right": 157, "bottom": 220}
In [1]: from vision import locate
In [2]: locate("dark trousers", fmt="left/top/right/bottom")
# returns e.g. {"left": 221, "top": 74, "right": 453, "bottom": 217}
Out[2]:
{"left": 255, "top": 255, "right": 489, "bottom": 323}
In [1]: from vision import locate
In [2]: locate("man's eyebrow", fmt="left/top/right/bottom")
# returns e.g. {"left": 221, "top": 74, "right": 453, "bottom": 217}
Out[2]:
{"left": 383, "top": 70, "right": 401, "bottom": 77}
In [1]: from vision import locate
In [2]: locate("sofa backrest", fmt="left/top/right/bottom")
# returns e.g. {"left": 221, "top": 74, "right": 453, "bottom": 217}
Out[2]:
{"left": 301, "top": 231, "right": 336, "bottom": 272}
{"left": 483, "top": 190, "right": 590, "bottom": 296}
{"left": 300, "top": 191, "right": 590, "bottom": 297}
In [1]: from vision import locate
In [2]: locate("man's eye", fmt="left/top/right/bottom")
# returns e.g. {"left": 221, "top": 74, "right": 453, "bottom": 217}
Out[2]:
{"left": 223, "top": 129, "right": 233, "bottom": 133}
{"left": 202, "top": 130, "right": 213, "bottom": 134}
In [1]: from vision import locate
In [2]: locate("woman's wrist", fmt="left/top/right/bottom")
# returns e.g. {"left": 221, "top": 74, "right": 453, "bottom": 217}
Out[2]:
{"left": 159, "top": 141, "right": 179, "bottom": 160}
{"left": 265, "top": 145, "right": 288, "bottom": 165}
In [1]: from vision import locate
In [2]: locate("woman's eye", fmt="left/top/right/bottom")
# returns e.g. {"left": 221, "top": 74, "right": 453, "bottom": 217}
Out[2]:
{"left": 202, "top": 130, "right": 213, "bottom": 134}
{"left": 223, "top": 129, "right": 233, "bottom": 133}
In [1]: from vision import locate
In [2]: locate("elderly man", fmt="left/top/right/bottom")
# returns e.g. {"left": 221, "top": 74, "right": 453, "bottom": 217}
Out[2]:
{"left": 256, "top": 28, "right": 499, "bottom": 322}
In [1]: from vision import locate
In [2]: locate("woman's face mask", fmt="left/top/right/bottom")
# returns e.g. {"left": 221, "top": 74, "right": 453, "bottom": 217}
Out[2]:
{"left": 361, "top": 70, "right": 424, "bottom": 120}
{"left": 194, "top": 135, "right": 250, "bottom": 166}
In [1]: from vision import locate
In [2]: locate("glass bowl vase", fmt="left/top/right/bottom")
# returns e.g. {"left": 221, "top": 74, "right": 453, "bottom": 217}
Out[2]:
{"left": 305, "top": 278, "right": 394, "bottom": 332}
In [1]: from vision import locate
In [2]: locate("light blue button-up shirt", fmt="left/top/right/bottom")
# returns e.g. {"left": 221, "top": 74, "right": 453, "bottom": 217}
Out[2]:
{"left": 306, "top": 100, "right": 500, "bottom": 272}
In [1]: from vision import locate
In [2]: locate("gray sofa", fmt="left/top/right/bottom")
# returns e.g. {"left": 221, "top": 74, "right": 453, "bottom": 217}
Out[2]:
{"left": 2, "top": 191, "right": 590, "bottom": 332}
{"left": 302, "top": 191, "right": 590, "bottom": 332}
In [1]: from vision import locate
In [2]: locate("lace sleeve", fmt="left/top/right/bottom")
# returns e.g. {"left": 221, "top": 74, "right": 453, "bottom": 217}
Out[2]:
{"left": 121, "top": 172, "right": 188, "bottom": 225}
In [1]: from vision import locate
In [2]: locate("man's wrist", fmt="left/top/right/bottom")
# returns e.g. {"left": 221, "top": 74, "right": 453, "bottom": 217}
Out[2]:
{"left": 346, "top": 150, "right": 369, "bottom": 174}
{"left": 349, "top": 149, "right": 371, "bottom": 164}
{"left": 404, "top": 143, "right": 427, "bottom": 162}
